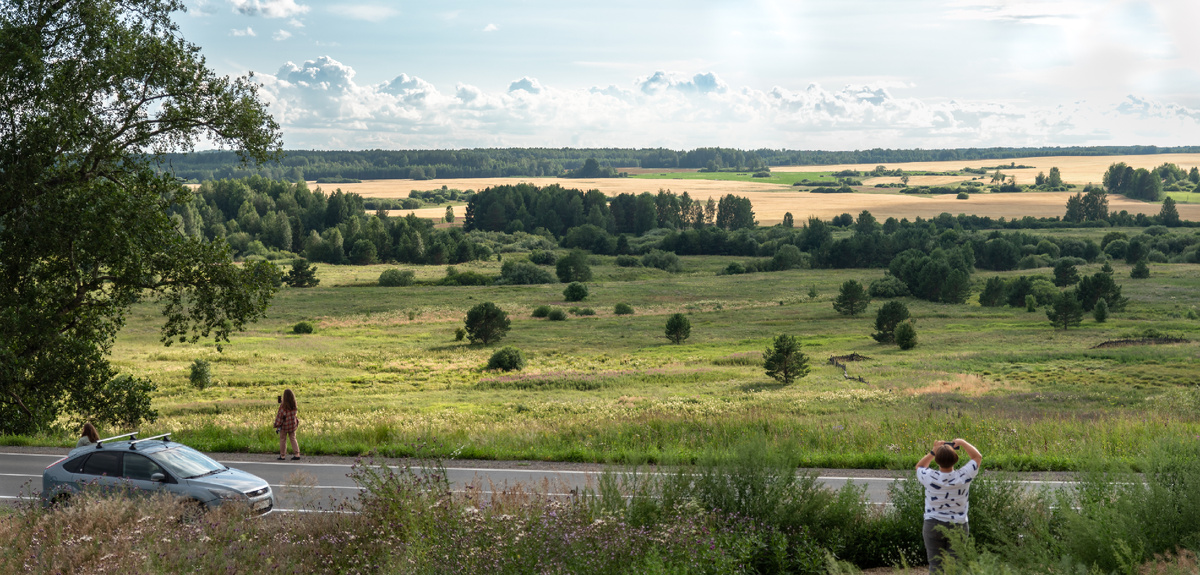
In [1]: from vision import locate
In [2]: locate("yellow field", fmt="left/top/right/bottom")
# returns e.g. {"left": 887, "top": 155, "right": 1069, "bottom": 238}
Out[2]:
{"left": 314, "top": 176, "right": 786, "bottom": 198}
{"left": 775, "top": 153, "right": 1200, "bottom": 186}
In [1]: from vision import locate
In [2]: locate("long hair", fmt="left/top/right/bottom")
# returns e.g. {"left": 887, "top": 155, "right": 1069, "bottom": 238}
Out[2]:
{"left": 281, "top": 389, "right": 297, "bottom": 411}
{"left": 81, "top": 422, "right": 99, "bottom": 442}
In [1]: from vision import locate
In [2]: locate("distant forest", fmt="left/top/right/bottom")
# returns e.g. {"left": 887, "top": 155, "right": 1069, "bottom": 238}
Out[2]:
{"left": 159, "top": 145, "right": 1200, "bottom": 182}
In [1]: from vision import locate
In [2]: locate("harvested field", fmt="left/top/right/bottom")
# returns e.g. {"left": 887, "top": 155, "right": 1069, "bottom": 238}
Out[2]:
{"left": 863, "top": 175, "right": 975, "bottom": 186}
{"left": 774, "top": 153, "right": 1200, "bottom": 185}
{"left": 310, "top": 176, "right": 788, "bottom": 199}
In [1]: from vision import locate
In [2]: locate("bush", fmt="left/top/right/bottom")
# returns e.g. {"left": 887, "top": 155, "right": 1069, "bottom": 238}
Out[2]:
{"left": 868, "top": 276, "right": 909, "bottom": 298}
{"left": 665, "top": 313, "right": 691, "bottom": 344}
{"left": 1025, "top": 294, "right": 1037, "bottom": 312}
{"left": 189, "top": 359, "right": 211, "bottom": 390}
{"left": 454, "top": 327, "right": 466, "bottom": 341}
{"left": 762, "top": 334, "right": 810, "bottom": 384}
{"left": 283, "top": 258, "right": 320, "bottom": 288}
{"left": 894, "top": 321, "right": 918, "bottom": 350}
{"left": 439, "top": 267, "right": 494, "bottom": 286}
{"left": 497, "top": 260, "right": 555, "bottom": 285}
{"left": 563, "top": 282, "right": 589, "bottom": 302}
{"left": 1094, "top": 298, "right": 1109, "bottom": 323}
{"left": 956, "top": 191, "right": 969, "bottom": 199}
{"left": 871, "top": 301, "right": 910, "bottom": 344}
{"left": 614, "top": 303, "right": 634, "bottom": 315}
{"left": 555, "top": 249, "right": 592, "bottom": 283}
{"left": 641, "top": 249, "right": 682, "bottom": 272}
{"left": 486, "top": 347, "right": 525, "bottom": 371}
{"left": 547, "top": 309, "right": 567, "bottom": 321}
{"left": 464, "top": 302, "right": 510, "bottom": 344}
{"left": 527, "top": 250, "right": 557, "bottom": 265}
{"left": 1131, "top": 259, "right": 1150, "bottom": 278}
{"left": 568, "top": 307, "right": 595, "bottom": 316}
{"left": 292, "top": 321, "right": 314, "bottom": 334}
{"left": 724, "top": 262, "right": 746, "bottom": 275}
{"left": 378, "top": 268, "right": 415, "bottom": 287}
{"left": 531, "top": 305, "right": 552, "bottom": 318}
{"left": 614, "top": 255, "right": 642, "bottom": 267}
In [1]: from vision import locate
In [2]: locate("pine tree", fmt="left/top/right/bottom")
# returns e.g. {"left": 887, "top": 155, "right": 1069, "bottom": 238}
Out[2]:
{"left": 665, "top": 313, "right": 691, "bottom": 344}
{"left": 894, "top": 321, "right": 918, "bottom": 350}
{"left": 1093, "top": 298, "right": 1109, "bottom": 323}
{"left": 1130, "top": 259, "right": 1150, "bottom": 279}
{"left": 871, "top": 301, "right": 910, "bottom": 343}
{"left": 762, "top": 335, "right": 810, "bottom": 384}
{"left": 1159, "top": 196, "right": 1181, "bottom": 227}
{"left": 284, "top": 259, "right": 320, "bottom": 288}
{"left": 1047, "top": 290, "right": 1084, "bottom": 330}
{"left": 833, "top": 280, "right": 870, "bottom": 316}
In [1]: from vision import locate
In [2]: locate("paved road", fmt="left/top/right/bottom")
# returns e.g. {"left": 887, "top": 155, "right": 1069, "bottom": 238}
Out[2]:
{"left": 0, "top": 451, "right": 1074, "bottom": 512}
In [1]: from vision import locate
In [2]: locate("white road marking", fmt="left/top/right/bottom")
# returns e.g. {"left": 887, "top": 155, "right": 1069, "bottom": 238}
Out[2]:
{"left": 0, "top": 473, "right": 40, "bottom": 478}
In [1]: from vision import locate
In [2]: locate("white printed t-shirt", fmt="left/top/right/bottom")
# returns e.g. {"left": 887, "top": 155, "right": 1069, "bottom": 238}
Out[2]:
{"left": 917, "top": 459, "right": 979, "bottom": 524}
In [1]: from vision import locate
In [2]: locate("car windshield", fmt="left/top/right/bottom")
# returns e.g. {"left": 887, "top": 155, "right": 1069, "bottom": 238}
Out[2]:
{"left": 148, "top": 446, "right": 227, "bottom": 479}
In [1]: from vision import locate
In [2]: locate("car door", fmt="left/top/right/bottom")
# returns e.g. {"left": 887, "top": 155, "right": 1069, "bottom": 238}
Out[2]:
{"left": 77, "top": 450, "right": 124, "bottom": 494}
{"left": 120, "top": 452, "right": 176, "bottom": 498}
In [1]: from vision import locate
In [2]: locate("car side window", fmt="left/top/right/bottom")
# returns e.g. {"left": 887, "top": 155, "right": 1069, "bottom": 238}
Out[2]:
{"left": 62, "top": 455, "right": 88, "bottom": 474}
{"left": 123, "top": 453, "right": 166, "bottom": 482}
{"left": 80, "top": 451, "right": 121, "bottom": 477}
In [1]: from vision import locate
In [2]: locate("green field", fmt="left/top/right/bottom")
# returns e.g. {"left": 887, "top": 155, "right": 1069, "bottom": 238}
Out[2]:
{"left": 17, "top": 253, "right": 1197, "bottom": 471}
{"left": 630, "top": 171, "right": 838, "bottom": 186}
{"left": 1165, "top": 191, "right": 1200, "bottom": 204}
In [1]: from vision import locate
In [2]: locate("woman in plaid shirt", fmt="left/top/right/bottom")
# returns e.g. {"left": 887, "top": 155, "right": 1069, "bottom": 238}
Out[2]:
{"left": 274, "top": 389, "right": 301, "bottom": 460}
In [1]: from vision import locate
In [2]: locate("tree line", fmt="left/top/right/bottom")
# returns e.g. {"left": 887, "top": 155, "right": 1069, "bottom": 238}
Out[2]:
{"left": 159, "top": 146, "right": 1200, "bottom": 182}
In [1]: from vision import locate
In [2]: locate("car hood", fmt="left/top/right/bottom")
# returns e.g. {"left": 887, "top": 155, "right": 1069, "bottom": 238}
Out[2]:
{"left": 185, "top": 467, "right": 269, "bottom": 494}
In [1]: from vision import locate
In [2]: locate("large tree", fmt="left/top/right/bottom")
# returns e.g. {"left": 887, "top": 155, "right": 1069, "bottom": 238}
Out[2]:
{"left": 0, "top": 0, "right": 282, "bottom": 434}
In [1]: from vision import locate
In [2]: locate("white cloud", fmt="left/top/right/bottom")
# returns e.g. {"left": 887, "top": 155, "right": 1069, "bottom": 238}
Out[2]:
{"left": 229, "top": 0, "right": 309, "bottom": 18}
{"left": 483, "top": 23, "right": 498, "bottom": 32}
{"left": 331, "top": 4, "right": 401, "bottom": 21}
{"left": 287, "top": 18, "right": 304, "bottom": 28}
{"left": 253, "top": 57, "right": 1200, "bottom": 149}
{"left": 273, "top": 29, "right": 292, "bottom": 41}
{"left": 230, "top": 27, "right": 256, "bottom": 36}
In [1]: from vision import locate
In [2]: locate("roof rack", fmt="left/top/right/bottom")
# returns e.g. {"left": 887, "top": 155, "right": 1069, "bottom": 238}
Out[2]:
{"left": 95, "top": 432, "right": 138, "bottom": 448}
{"left": 128, "top": 433, "right": 172, "bottom": 450}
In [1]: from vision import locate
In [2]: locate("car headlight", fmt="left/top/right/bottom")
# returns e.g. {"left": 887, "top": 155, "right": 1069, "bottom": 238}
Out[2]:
{"left": 208, "top": 489, "right": 245, "bottom": 502}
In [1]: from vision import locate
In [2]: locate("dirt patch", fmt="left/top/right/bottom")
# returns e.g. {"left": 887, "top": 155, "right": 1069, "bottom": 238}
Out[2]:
{"left": 1091, "top": 337, "right": 1189, "bottom": 349}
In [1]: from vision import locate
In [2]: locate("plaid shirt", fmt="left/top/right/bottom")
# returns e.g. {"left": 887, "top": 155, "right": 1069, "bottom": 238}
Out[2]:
{"left": 274, "top": 407, "right": 299, "bottom": 434}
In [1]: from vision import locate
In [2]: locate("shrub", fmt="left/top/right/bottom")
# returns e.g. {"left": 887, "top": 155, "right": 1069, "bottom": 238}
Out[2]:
{"left": 614, "top": 303, "right": 634, "bottom": 315}
{"left": 762, "top": 334, "right": 810, "bottom": 384}
{"left": 665, "top": 313, "right": 691, "bottom": 344}
{"left": 956, "top": 191, "right": 969, "bottom": 199}
{"left": 1094, "top": 298, "right": 1109, "bottom": 323}
{"left": 771, "top": 244, "right": 805, "bottom": 271}
{"left": 464, "top": 302, "right": 510, "bottom": 344}
{"left": 283, "top": 258, "right": 320, "bottom": 288}
{"left": 555, "top": 249, "right": 592, "bottom": 283}
{"left": 527, "top": 250, "right": 557, "bottom": 265}
{"left": 895, "top": 321, "right": 918, "bottom": 350}
{"left": 189, "top": 359, "right": 211, "bottom": 390}
{"left": 615, "top": 255, "right": 642, "bottom": 267}
{"left": 1046, "top": 289, "right": 1083, "bottom": 330}
{"left": 547, "top": 309, "right": 567, "bottom": 321}
{"left": 486, "top": 347, "right": 525, "bottom": 371}
{"left": 531, "top": 305, "right": 551, "bottom": 318}
{"left": 292, "top": 321, "right": 314, "bottom": 334}
{"left": 833, "top": 280, "right": 870, "bottom": 316}
{"left": 454, "top": 327, "right": 466, "bottom": 341}
{"left": 497, "top": 260, "right": 555, "bottom": 285}
{"left": 378, "top": 268, "right": 415, "bottom": 287}
{"left": 563, "top": 282, "right": 589, "bottom": 302}
{"left": 871, "top": 301, "right": 910, "bottom": 344}
{"left": 1131, "top": 259, "right": 1150, "bottom": 278}
{"left": 1025, "top": 294, "right": 1037, "bottom": 312}
{"left": 568, "top": 307, "right": 595, "bottom": 316}
{"left": 868, "top": 276, "right": 909, "bottom": 298}
{"left": 641, "top": 249, "right": 682, "bottom": 272}
{"left": 724, "top": 262, "right": 746, "bottom": 275}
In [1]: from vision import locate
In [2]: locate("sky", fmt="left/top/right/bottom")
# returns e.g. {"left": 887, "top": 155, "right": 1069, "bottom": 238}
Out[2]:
{"left": 179, "top": 0, "right": 1200, "bottom": 151}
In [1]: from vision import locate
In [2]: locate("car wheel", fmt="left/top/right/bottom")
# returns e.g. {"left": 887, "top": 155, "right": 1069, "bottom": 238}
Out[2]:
{"left": 49, "top": 493, "right": 71, "bottom": 509}
{"left": 179, "top": 498, "right": 207, "bottom": 523}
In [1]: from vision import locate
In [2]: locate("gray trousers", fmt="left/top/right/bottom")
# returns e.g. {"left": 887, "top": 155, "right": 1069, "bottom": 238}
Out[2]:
{"left": 923, "top": 519, "right": 968, "bottom": 574}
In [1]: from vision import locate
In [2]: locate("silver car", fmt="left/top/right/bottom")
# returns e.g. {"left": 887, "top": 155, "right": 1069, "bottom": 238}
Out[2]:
{"left": 42, "top": 433, "right": 274, "bottom": 515}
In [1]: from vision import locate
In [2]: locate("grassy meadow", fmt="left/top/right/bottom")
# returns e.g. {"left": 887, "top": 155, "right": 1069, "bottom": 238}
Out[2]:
{"left": 18, "top": 251, "right": 1195, "bottom": 471}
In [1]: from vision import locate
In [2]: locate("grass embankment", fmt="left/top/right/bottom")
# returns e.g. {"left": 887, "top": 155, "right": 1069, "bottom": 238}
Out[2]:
{"left": 11, "top": 255, "right": 1200, "bottom": 470}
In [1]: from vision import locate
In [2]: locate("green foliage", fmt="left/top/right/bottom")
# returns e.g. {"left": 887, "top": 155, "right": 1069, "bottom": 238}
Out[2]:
{"left": 641, "top": 249, "right": 683, "bottom": 272}
{"left": 1159, "top": 196, "right": 1181, "bottom": 227}
{"left": 527, "top": 250, "right": 557, "bottom": 265}
{"left": 894, "top": 321, "right": 918, "bottom": 350}
{"left": 613, "top": 303, "right": 635, "bottom": 315}
{"left": 497, "top": 260, "right": 555, "bottom": 285}
{"left": 284, "top": 259, "right": 321, "bottom": 288}
{"left": 956, "top": 191, "right": 969, "bottom": 199}
{"left": 454, "top": 327, "right": 466, "bottom": 341}
{"left": 439, "top": 267, "right": 494, "bottom": 286}
{"left": 568, "top": 307, "right": 595, "bottom": 316}
{"left": 724, "top": 262, "right": 746, "bottom": 275}
{"left": 556, "top": 249, "right": 593, "bottom": 283}
{"left": 444, "top": 205, "right": 455, "bottom": 223}
{"left": 547, "top": 309, "right": 567, "bottom": 321}
{"left": 464, "top": 302, "right": 511, "bottom": 345}
{"left": 1076, "top": 271, "right": 1128, "bottom": 312}
{"left": 1093, "top": 298, "right": 1109, "bottom": 323}
{"left": 614, "top": 255, "right": 642, "bottom": 267}
{"left": 563, "top": 282, "right": 589, "bottom": 302}
{"left": 189, "top": 360, "right": 212, "bottom": 390}
{"left": 378, "top": 268, "right": 415, "bottom": 287}
{"left": 867, "top": 276, "right": 909, "bottom": 298}
{"left": 807, "top": 285, "right": 819, "bottom": 300}
{"left": 531, "top": 305, "right": 552, "bottom": 318}
{"left": 1052, "top": 260, "right": 1080, "bottom": 287}
{"left": 762, "top": 335, "right": 810, "bottom": 384}
{"left": 833, "top": 280, "right": 871, "bottom": 316}
{"left": 486, "top": 347, "right": 526, "bottom": 371}
{"left": 1025, "top": 294, "right": 1037, "bottom": 312}
{"left": 871, "top": 301, "right": 910, "bottom": 343}
{"left": 0, "top": 0, "right": 280, "bottom": 434}
{"left": 1131, "top": 259, "right": 1150, "bottom": 279}
{"left": 665, "top": 313, "right": 691, "bottom": 344}
{"left": 1047, "top": 289, "right": 1084, "bottom": 330}
{"left": 293, "top": 321, "right": 314, "bottom": 334}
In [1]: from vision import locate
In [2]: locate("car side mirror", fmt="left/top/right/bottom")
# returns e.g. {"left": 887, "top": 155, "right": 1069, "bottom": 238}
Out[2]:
{"left": 150, "top": 473, "right": 165, "bottom": 482}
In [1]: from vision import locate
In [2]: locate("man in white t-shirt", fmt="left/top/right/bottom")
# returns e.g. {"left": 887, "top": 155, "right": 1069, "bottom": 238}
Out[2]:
{"left": 915, "top": 437, "right": 983, "bottom": 574}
